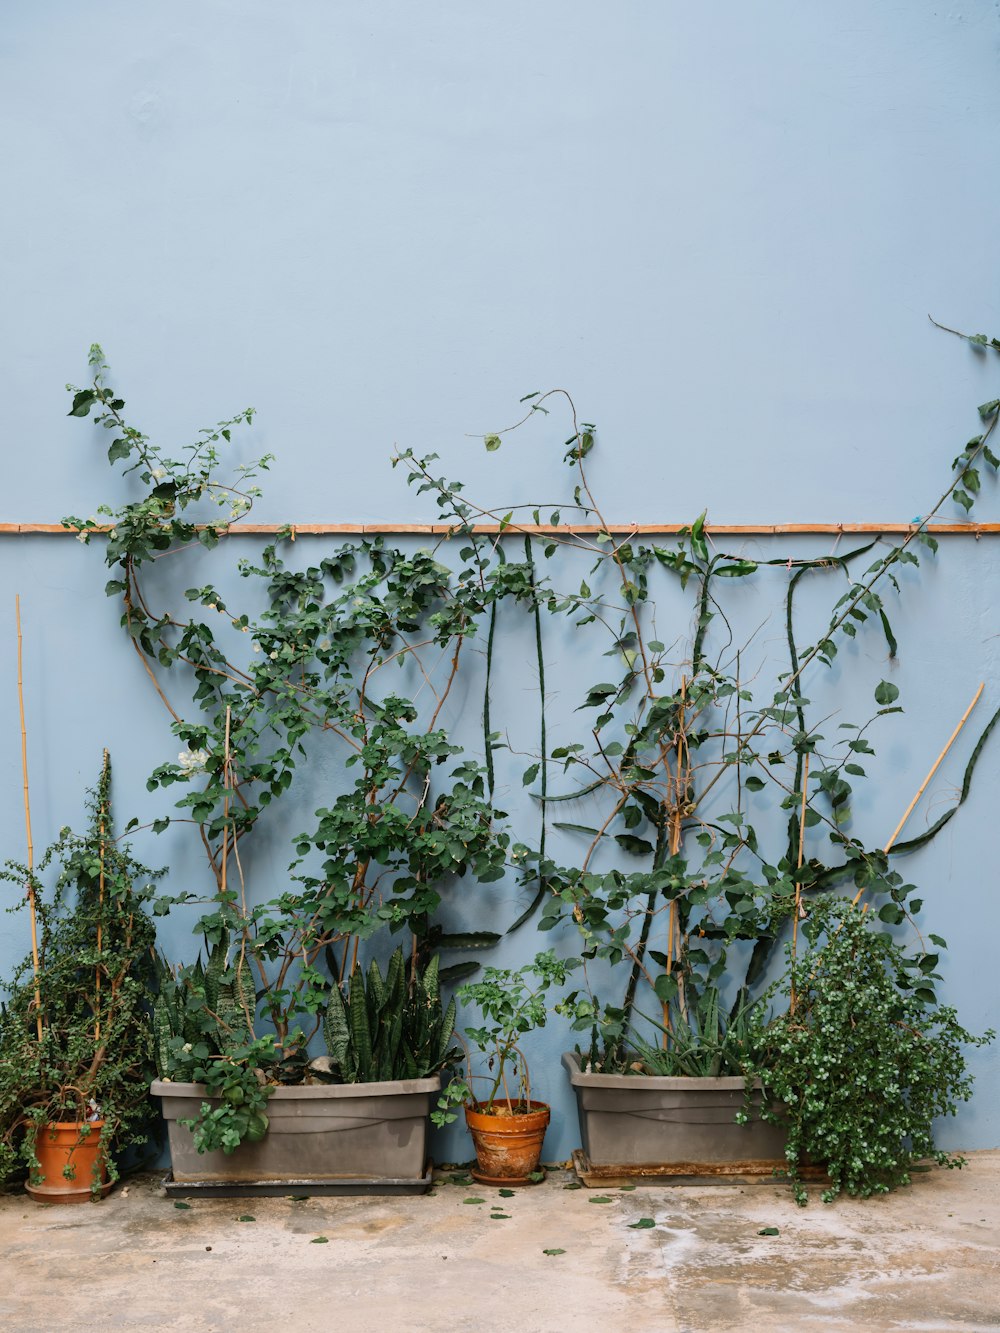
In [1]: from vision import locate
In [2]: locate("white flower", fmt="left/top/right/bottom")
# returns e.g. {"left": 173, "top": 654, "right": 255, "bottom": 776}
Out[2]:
{"left": 181, "top": 1043, "right": 193, "bottom": 1054}
{"left": 251, "top": 642, "right": 261, "bottom": 652}
{"left": 177, "top": 748, "right": 211, "bottom": 774}
{"left": 151, "top": 468, "right": 166, "bottom": 480}
{"left": 76, "top": 532, "right": 88, "bottom": 544}
{"left": 269, "top": 651, "right": 278, "bottom": 660}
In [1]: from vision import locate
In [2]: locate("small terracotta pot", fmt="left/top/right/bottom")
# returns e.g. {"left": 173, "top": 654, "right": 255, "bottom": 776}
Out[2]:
{"left": 25, "top": 1121, "right": 112, "bottom": 1205}
{"left": 465, "top": 1100, "right": 550, "bottom": 1184}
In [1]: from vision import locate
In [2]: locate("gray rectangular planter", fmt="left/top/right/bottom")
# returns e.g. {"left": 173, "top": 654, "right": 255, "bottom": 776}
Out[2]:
{"left": 152, "top": 1076, "right": 440, "bottom": 1188}
{"left": 562, "top": 1051, "right": 787, "bottom": 1176}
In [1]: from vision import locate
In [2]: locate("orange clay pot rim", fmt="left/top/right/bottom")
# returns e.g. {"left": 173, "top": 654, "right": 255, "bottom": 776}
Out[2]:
{"left": 36, "top": 1120, "right": 105, "bottom": 1132}
{"left": 467, "top": 1099, "right": 550, "bottom": 1117}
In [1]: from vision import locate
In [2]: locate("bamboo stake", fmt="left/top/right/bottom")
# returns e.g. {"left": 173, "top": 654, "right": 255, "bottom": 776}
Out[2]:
{"left": 95, "top": 748, "right": 109, "bottom": 1041}
{"left": 883, "top": 682, "right": 984, "bottom": 858}
{"left": 789, "top": 752, "right": 810, "bottom": 1015}
{"left": 16, "top": 596, "right": 43, "bottom": 1043}
{"left": 850, "top": 682, "right": 984, "bottom": 908}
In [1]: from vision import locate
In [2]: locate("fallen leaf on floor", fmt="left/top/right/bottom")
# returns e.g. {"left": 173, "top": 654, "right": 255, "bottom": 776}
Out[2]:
{"left": 173, "top": 1202, "right": 192, "bottom": 1210}
{"left": 528, "top": 1171, "right": 545, "bottom": 1182}
{"left": 618, "top": 1185, "right": 636, "bottom": 1191}
{"left": 463, "top": 1197, "right": 485, "bottom": 1205}
{"left": 237, "top": 1215, "right": 255, "bottom": 1223}
{"left": 288, "top": 1195, "right": 309, "bottom": 1202}
{"left": 543, "top": 1248, "right": 566, "bottom": 1256}
{"left": 589, "top": 1196, "right": 613, "bottom": 1204}
{"left": 562, "top": 1182, "right": 583, "bottom": 1191}
{"left": 490, "top": 1213, "right": 511, "bottom": 1220}
{"left": 499, "top": 1189, "right": 515, "bottom": 1198}
{"left": 628, "top": 1218, "right": 656, "bottom": 1229}
{"left": 757, "top": 1227, "right": 780, "bottom": 1236}
{"left": 310, "top": 1236, "right": 329, "bottom": 1244}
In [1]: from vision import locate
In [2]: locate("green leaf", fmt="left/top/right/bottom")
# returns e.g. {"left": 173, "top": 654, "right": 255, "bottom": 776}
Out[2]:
{"left": 237, "top": 1215, "right": 256, "bottom": 1222}
{"left": 543, "top": 1248, "right": 566, "bottom": 1256}
{"left": 744, "top": 775, "right": 765, "bottom": 792}
{"left": 874, "top": 680, "right": 899, "bottom": 706}
{"left": 463, "top": 1197, "right": 486, "bottom": 1205}
{"left": 173, "top": 1201, "right": 192, "bottom": 1210}
{"left": 484, "top": 435, "right": 502, "bottom": 452}
{"left": 68, "top": 389, "right": 97, "bottom": 417}
{"left": 614, "top": 834, "right": 654, "bottom": 857}
{"left": 589, "top": 1195, "right": 613, "bottom": 1204}
{"left": 628, "top": 1218, "right": 656, "bottom": 1229}
{"left": 310, "top": 1236, "right": 329, "bottom": 1244}
{"left": 757, "top": 1227, "right": 780, "bottom": 1236}
{"left": 499, "top": 1188, "right": 515, "bottom": 1197}
{"left": 522, "top": 763, "right": 540, "bottom": 786}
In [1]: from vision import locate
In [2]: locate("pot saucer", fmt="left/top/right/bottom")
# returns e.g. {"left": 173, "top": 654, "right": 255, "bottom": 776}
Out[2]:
{"left": 470, "top": 1166, "right": 547, "bottom": 1187}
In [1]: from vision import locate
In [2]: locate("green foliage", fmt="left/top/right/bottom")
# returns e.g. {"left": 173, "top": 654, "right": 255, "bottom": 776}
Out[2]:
{"left": 398, "top": 345, "right": 1000, "bottom": 1099}
{"left": 743, "top": 897, "right": 994, "bottom": 1204}
{"left": 0, "top": 756, "right": 159, "bottom": 1195}
{"left": 60, "top": 333, "right": 998, "bottom": 1175}
{"left": 434, "top": 950, "right": 580, "bottom": 1124}
{"left": 561, "top": 985, "right": 759, "bottom": 1078}
{"left": 320, "top": 950, "right": 457, "bottom": 1083}
{"left": 65, "top": 348, "right": 512, "bottom": 1155}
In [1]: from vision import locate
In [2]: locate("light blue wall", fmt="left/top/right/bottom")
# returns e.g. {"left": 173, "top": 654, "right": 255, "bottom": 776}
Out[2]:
{"left": 2, "top": 2, "right": 999, "bottom": 1163}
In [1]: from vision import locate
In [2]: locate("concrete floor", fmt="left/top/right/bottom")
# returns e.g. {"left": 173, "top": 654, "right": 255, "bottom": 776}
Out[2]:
{"left": 1, "top": 1154, "right": 998, "bottom": 1333}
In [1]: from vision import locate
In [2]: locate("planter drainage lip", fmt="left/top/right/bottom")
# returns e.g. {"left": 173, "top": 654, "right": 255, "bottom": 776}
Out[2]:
{"left": 161, "top": 1166, "right": 434, "bottom": 1198}
{"left": 152, "top": 1076, "right": 442, "bottom": 1099}
{"left": 561, "top": 1051, "right": 753, "bottom": 1091}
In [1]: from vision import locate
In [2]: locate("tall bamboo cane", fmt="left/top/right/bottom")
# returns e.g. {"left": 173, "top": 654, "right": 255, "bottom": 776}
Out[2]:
{"left": 95, "top": 748, "right": 109, "bottom": 1040}
{"left": 16, "top": 596, "right": 43, "bottom": 1042}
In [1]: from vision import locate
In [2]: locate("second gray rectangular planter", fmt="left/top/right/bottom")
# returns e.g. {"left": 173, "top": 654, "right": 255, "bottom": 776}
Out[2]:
{"left": 153, "top": 1075, "right": 440, "bottom": 1191}
{"left": 562, "top": 1051, "right": 787, "bottom": 1176}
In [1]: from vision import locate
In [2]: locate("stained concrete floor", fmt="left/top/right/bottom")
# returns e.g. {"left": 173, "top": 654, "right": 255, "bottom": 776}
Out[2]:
{"left": 0, "top": 1153, "right": 998, "bottom": 1333}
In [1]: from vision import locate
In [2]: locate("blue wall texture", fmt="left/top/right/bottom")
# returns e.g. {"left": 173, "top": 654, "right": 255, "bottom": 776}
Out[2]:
{"left": 1, "top": 2, "right": 999, "bottom": 1163}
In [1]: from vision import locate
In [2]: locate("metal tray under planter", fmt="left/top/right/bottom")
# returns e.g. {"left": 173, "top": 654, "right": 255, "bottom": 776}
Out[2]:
{"left": 152, "top": 1075, "right": 440, "bottom": 1195}
{"left": 562, "top": 1051, "right": 789, "bottom": 1179}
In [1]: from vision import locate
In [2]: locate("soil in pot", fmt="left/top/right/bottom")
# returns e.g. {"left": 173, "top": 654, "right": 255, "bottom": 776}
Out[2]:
{"left": 25, "top": 1121, "right": 112, "bottom": 1204}
{"left": 465, "top": 1100, "right": 550, "bottom": 1185}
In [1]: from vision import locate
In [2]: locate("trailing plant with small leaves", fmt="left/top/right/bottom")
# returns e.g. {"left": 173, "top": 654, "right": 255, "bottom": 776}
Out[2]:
{"left": 742, "top": 895, "right": 994, "bottom": 1204}
{"left": 0, "top": 755, "right": 159, "bottom": 1195}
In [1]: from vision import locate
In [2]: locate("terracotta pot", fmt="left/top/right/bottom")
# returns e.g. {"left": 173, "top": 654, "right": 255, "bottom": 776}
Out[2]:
{"left": 465, "top": 1100, "right": 550, "bottom": 1184}
{"left": 25, "top": 1121, "right": 112, "bottom": 1205}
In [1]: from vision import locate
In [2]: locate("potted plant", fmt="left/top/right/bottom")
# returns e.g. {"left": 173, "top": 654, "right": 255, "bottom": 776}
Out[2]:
{"left": 396, "top": 357, "right": 1000, "bottom": 1182}
{"left": 434, "top": 950, "right": 579, "bottom": 1184}
{"left": 65, "top": 348, "right": 511, "bottom": 1191}
{"left": 0, "top": 753, "right": 159, "bottom": 1202}
{"left": 153, "top": 946, "right": 460, "bottom": 1190}
{"left": 743, "top": 895, "right": 994, "bottom": 1204}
